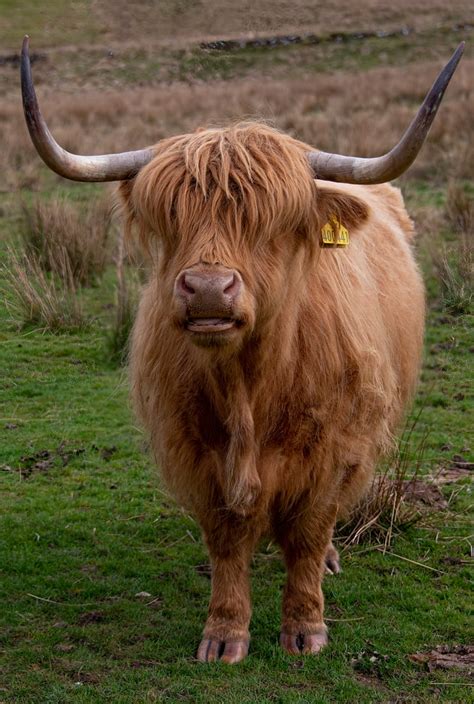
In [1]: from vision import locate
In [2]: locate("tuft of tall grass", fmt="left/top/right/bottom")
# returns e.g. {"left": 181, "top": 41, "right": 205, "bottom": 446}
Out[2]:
{"left": 445, "top": 181, "right": 474, "bottom": 236}
{"left": 338, "top": 416, "right": 430, "bottom": 549}
{"left": 434, "top": 182, "right": 474, "bottom": 315}
{"left": 106, "top": 230, "right": 140, "bottom": 365}
{"left": 20, "top": 197, "right": 112, "bottom": 288}
{"left": 2, "top": 247, "right": 91, "bottom": 333}
{"left": 435, "top": 238, "right": 473, "bottom": 315}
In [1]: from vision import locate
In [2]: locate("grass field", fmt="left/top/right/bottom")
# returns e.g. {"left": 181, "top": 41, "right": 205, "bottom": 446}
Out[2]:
{"left": 0, "top": 2, "right": 473, "bottom": 702}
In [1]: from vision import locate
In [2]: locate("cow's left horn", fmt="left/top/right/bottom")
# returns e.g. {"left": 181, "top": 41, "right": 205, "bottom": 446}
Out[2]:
{"left": 21, "top": 36, "right": 155, "bottom": 181}
{"left": 308, "top": 42, "right": 465, "bottom": 184}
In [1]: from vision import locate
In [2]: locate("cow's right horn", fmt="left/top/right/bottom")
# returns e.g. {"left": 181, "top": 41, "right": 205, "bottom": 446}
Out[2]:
{"left": 21, "top": 36, "right": 155, "bottom": 182}
{"left": 308, "top": 42, "right": 465, "bottom": 184}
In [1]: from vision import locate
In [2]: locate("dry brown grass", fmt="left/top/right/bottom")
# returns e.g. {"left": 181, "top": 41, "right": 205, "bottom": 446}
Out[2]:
{"left": 436, "top": 183, "right": 474, "bottom": 313}
{"left": 20, "top": 196, "right": 112, "bottom": 287}
{"left": 2, "top": 247, "right": 90, "bottom": 333}
{"left": 416, "top": 182, "right": 474, "bottom": 314}
{"left": 338, "top": 419, "right": 430, "bottom": 548}
{"left": 1, "top": 56, "right": 472, "bottom": 195}
{"left": 445, "top": 181, "right": 474, "bottom": 236}
{"left": 438, "top": 238, "right": 473, "bottom": 314}
{"left": 2, "top": 0, "right": 470, "bottom": 51}
{"left": 88, "top": 0, "right": 474, "bottom": 47}
{"left": 106, "top": 229, "right": 140, "bottom": 365}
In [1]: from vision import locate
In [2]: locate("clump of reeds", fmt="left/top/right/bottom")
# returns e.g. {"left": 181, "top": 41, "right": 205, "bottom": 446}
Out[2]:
{"left": 428, "top": 182, "right": 474, "bottom": 315}
{"left": 445, "top": 181, "right": 474, "bottom": 236}
{"left": 106, "top": 228, "right": 140, "bottom": 365}
{"left": 338, "top": 416, "right": 429, "bottom": 549}
{"left": 2, "top": 247, "right": 90, "bottom": 333}
{"left": 20, "top": 196, "right": 112, "bottom": 287}
{"left": 435, "top": 238, "right": 473, "bottom": 315}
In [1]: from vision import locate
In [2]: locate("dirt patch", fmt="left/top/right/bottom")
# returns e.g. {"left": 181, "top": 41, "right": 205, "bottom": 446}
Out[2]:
{"left": 56, "top": 442, "right": 86, "bottom": 466}
{"left": 55, "top": 643, "right": 75, "bottom": 653}
{"left": 353, "top": 671, "right": 388, "bottom": 692}
{"left": 351, "top": 646, "right": 389, "bottom": 682}
{"left": 100, "top": 446, "right": 117, "bottom": 461}
{"left": 8, "top": 441, "right": 122, "bottom": 479}
{"left": 9, "top": 441, "right": 125, "bottom": 478}
{"left": 91, "top": 444, "right": 118, "bottom": 461}
{"left": 451, "top": 455, "right": 474, "bottom": 469}
{"left": 18, "top": 450, "right": 54, "bottom": 478}
{"left": 77, "top": 611, "right": 105, "bottom": 626}
{"left": 15, "top": 443, "right": 86, "bottom": 478}
{"left": 409, "top": 644, "right": 474, "bottom": 673}
{"left": 436, "top": 466, "right": 473, "bottom": 483}
{"left": 75, "top": 671, "right": 100, "bottom": 684}
{"left": 435, "top": 453, "right": 474, "bottom": 484}
{"left": 440, "top": 556, "right": 472, "bottom": 566}
{"left": 402, "top": 480, "right": 448, "bottom": 509}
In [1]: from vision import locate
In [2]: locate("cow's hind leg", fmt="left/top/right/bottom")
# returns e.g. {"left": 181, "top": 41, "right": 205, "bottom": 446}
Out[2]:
{"left": 197, "top": 511, "right": 261, "bottom": 664}
{"left": 325, "top": 541, "right": 341, "bottom": 575}
{"left": 275, "top": 496, "right": 337, "bottom": 655}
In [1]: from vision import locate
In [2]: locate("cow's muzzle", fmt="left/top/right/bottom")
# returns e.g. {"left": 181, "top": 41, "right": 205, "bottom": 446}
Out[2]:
{"left": 174, "top": 266, "right": 244, "bottom": 337}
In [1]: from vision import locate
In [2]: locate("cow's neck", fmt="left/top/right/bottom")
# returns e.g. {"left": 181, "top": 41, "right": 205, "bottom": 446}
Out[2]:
{"left": 200, "top": 300, "right": 303, "bottom": 511}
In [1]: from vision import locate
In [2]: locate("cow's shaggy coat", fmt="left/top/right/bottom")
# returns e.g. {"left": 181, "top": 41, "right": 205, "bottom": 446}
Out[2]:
{"left": 120, "top": 122, "right": 424, "bottom": 662}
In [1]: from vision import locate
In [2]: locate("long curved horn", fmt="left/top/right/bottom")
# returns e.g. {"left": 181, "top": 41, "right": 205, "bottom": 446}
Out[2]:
{"left": 308, "top": 42, "right": 465, "bottom": 184}
{"left": 21, "top": 36, "right": 155, "bottom": 182}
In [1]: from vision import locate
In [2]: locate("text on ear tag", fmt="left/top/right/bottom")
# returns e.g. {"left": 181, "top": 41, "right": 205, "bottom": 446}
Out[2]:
{"left": 321, "top": 216, "right": 349, "bottom": 247}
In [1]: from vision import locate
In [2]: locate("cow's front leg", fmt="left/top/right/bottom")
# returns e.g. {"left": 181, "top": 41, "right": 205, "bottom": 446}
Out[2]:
{"left": 197, "top": 511, "right": 260, "bottom": 664}
{"left": 275, "top": 499, "right": 337, "bottom": 655}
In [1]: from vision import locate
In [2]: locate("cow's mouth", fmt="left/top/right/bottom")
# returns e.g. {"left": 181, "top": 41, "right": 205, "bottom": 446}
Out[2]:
{"left": 186, "top": 317, "right": 239, "bottom": 333}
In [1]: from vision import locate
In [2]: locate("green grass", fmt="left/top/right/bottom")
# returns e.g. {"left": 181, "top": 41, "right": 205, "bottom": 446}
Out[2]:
{"left": 0, "top": 0, "right": 99, "bottom": 48}
{"left": 11, "top": 24, "right": 470, "bottom": 90}
{"left": 0, "top": 190, "right": 473, "bottom": 703}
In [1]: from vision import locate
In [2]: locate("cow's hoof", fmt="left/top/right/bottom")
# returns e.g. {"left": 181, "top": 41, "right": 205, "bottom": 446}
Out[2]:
{"left": 280, "top": 628, "right": 328, "bottom": 655}
{"left": 325, "top": 543, "right": 341, "bottom": 575}
{"left": 197, "top": 637, "right": 249, "bottom": 664}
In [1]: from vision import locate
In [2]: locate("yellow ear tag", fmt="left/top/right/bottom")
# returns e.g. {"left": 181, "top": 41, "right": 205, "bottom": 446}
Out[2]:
{"left": 321, "top": 216, "right": 349, "bottom": 247}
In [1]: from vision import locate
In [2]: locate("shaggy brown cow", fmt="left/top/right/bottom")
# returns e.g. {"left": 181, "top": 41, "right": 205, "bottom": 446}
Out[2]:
{"left": 21, "top": 37, "right": 464, "bottom": 664}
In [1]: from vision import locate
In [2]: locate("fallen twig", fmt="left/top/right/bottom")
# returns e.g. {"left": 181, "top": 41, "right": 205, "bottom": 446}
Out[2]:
{"left": 376, "top": 548, "right": 446, "bottom": 574}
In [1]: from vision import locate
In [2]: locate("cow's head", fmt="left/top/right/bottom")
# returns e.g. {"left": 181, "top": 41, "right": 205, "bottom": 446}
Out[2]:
{"left": 20, "top": 36, "right": 464, "bottom": 349}
{"left": 119, "top": 124, "right": 350, "bottom": 349}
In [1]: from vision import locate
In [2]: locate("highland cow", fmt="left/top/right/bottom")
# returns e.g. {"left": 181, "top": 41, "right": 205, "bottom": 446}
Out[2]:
{"left": 21, "top": 36, "right": 464, "bottom": 663}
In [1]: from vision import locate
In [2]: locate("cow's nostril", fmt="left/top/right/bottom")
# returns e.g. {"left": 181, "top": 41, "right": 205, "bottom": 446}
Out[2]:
{"left": 181, "top": 274, "right": 196, "bottom": 295}
{"left": 223, "top": 274, "right": 236, "bottom": 294}
{"left": 223, "top": 273, "right": 242, "bottom": 297}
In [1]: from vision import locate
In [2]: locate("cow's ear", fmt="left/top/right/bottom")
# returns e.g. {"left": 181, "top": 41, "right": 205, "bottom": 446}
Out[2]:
{"left": 118, "top": 178, "right": 155, "bottom": 258}
{"left": 117, "top": 178, "right": 139, "bottom": 233}
{"left": 118, "top": 179, "right": 135, "bottom": 213}
{"left": 316, "top": 187, "right": 369, "bottom": 233}
{"left": 117, "top": 179, "right": 140, "bottom": 247}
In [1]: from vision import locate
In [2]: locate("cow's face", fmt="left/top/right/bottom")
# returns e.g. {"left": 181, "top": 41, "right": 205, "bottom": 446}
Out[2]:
{"left": 167, "top": 227, "right": 312, "bottom": 350}
{"left": 120, "top": 124, "right": 364, "bottom": 351}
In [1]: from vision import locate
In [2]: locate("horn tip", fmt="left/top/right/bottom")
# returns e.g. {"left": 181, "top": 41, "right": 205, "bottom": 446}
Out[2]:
{"left": 22, "top": 35, "right": 30, "bottom": 52}
{"left": 452, "top": 41, "right": 465, "bottom": 62}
